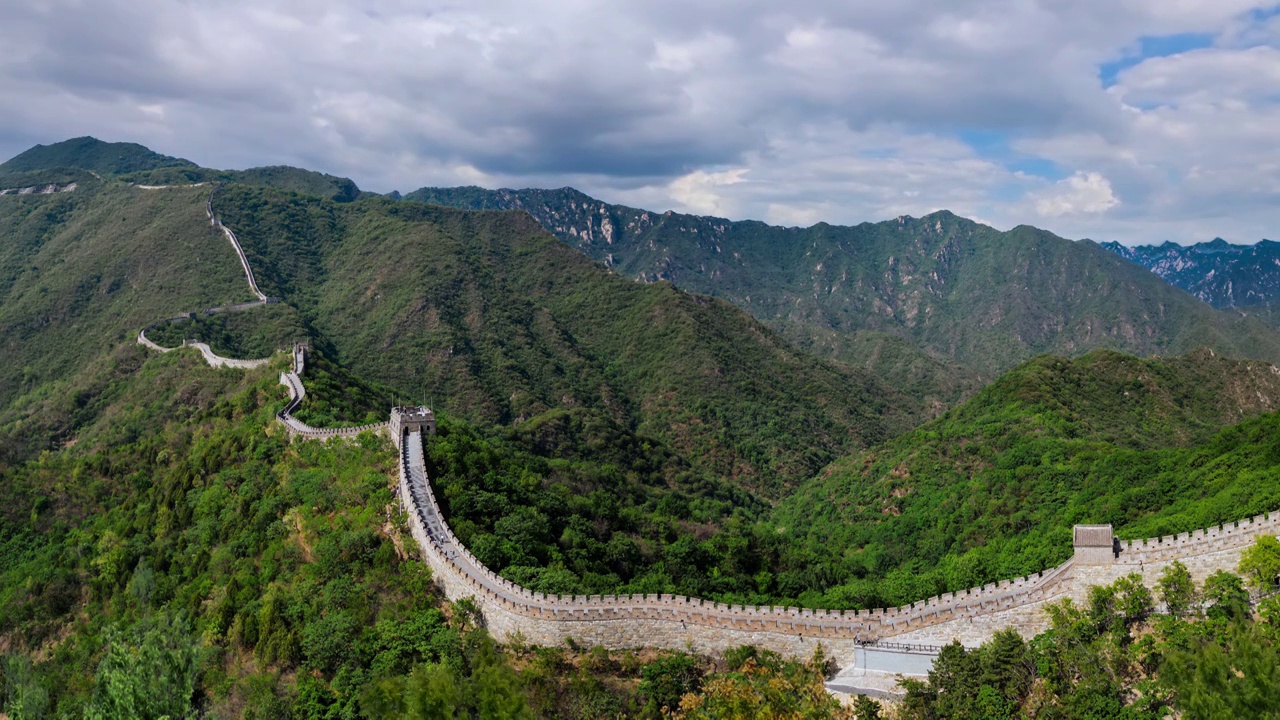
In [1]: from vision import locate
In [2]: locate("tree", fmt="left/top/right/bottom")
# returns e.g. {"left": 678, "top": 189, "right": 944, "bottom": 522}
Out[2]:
{"left": 1162, "top": 622, "right": 1280, "bottom": 719}
{"left": 1087, "top": 572, "right": 1152, "bottom": 636}
{"left": 640, "top": 652, "right": 703, "bottom": 716}
{"left": 851, "top": 694, "right": 882, "bottom": 720}
{"left": 1157, "top": 560, "right": 1197, "bottom": 618}
{"left": 980, "top": 628, "right": 1034, "bottom": 704}
{"left": 1203, "top": 571, "right": 1251, "bottom": 622}
{"left": 1240, "top": 535, "right": 1280, "bottom": 591}
{"left": 673, "top": 651, "right": 852, "bottom": 720}
{"left": 2, "top": 654, "right": 50, "bottom": 720}
{"left": 83, "top": 614, "right": 200, "bottom": 720}
{"left": 359, "top": 637, "right": 533, "bottom": 720}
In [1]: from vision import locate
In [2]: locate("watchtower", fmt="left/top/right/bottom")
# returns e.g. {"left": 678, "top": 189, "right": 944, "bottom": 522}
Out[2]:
{"left": 390, "top": 406, "right": 436, "bottom": 449}
{"left": 1073, "top": 524, "right": 1115, "bottom": 565}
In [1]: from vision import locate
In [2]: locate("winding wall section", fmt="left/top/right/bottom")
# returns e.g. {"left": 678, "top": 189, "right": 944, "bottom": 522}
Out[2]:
{"left": 136, "top": 184, "right": 275, "bottom": 366}
{"left": 277, "top": 344, "right": 389, "bottom": 441}
{"left": 129, "top": 179, "right": 1280, "bottom": 681}
{"left": 394, "top": 415, "right": 1280, "bottom": 661}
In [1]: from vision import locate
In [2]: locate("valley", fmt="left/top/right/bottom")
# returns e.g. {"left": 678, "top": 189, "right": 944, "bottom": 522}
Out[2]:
{"left": 3, "top": 138, "right": 1280, "bottom": 718}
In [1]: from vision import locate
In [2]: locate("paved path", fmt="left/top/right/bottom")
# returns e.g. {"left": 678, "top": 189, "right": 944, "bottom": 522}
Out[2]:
{"left": 135, "top": 183, "right": 274, "bottom": 366}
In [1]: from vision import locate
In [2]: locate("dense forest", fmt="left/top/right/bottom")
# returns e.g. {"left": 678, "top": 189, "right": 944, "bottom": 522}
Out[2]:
{"left": 6, "top": 138, "right": 1280, "bottom": 718}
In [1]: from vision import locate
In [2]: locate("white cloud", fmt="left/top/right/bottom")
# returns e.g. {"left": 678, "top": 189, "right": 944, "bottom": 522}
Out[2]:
{"left": 1033, "top": 172, "right": 1120, "bottom": 217}
{"left": 668, "top": 168, "right": 750, "bottom": 216}
{"left": 0, "top": 0, "right": 1276, "bottom": 245}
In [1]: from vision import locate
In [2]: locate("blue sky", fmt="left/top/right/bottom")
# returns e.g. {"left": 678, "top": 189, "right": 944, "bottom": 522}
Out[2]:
{"left": 0, "top": 0, "right": 1277, "bottom": 245}
{"left": 1097, "top": 33, "right": 1218, "bottom": 88}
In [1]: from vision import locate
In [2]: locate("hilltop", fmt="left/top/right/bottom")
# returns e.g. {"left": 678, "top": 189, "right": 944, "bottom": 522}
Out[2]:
{"left": 0, "top": 136, "right": 195, "bottom": 177}
{"left": 409, "top": 186, "right": 1280, "bottom": 404}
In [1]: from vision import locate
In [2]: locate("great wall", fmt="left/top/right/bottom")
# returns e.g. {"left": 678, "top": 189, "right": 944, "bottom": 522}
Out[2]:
{"left": 120, "top": 182, "right": 1280, "bottom": 695}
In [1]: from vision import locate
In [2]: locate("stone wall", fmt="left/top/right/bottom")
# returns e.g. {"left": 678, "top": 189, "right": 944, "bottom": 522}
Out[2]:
{"left": 393, "top": 422, "right": 1280, "bottom": 660}
{"left": 206, "top": 185, "right": 268, "bottom": 303}
{"left": 276, "top": 345, "right": 389, "bottom": 441}
{"left": 888, "top": 513, "right": 1280, "bottom": 646}
{"left": 136, "top": 328, "right": 274, "bottom": 369}
{"left": 0, "top": 182, "right": 77, "bottom": 196}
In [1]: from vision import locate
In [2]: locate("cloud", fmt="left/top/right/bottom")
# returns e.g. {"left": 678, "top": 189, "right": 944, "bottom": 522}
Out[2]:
{"left": 1033, "top": 172, "right": 1120, "bottom": 217}
{"left": 0, "top": 0, "right": 1276, "bottom": 245}
{"left": 668, "top": 168, "right": 750, "bottom": 216}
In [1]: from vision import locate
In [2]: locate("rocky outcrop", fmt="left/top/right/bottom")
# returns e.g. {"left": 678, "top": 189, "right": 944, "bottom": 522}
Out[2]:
{"left": 0, "top": 182, "right": 77, "bottom": 196}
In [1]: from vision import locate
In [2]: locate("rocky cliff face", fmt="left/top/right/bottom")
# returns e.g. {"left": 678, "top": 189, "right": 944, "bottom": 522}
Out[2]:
{"left": 1103, "top": 238, "right": 1280, "bottom": 308}
{"left": 406, "top": 187, "right": 1280, "bottom": 386}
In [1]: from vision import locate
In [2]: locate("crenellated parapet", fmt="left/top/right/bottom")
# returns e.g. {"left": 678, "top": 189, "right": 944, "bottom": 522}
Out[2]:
{"left": 1113, "top": 513, "right": 1280, "bottom": 565}
{"left": 394, "top": 415, "right": 1280, "bottom": 659}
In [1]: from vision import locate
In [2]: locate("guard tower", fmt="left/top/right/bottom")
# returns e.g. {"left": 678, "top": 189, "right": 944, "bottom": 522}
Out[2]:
{"left": 1073, "top": 524, "right": 1115, "bottom": 565}
{"left": 390, "top": 406, "right": 436, "bottom": 449}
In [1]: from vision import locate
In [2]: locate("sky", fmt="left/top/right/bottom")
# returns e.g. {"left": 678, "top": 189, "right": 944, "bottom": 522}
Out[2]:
{"left": 0, "top": 1, "right": 1278, "bottom": 245}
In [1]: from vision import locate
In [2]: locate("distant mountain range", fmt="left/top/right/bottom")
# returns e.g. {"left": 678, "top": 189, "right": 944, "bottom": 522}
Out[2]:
{"left": 1103, "top": 238, "right": 1280, "bottom": 309}
{"left": 407, "top": 186, "right": 1280, "bottom": 403}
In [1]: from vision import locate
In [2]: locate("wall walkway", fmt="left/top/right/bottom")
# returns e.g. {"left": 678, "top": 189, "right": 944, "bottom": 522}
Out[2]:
{"left": 0, "top": 182, "right": 77, "bottom": 196}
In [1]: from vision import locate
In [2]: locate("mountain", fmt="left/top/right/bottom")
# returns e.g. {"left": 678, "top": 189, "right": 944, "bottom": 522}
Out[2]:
{"left": 0, "top": 181, "right": 256, "bottom": 460}
{"left": 212, "top": 185, "right": 918, "bottom": 495}
{"left": 7, "top": 137, "right": 1280, "bottom": 718}
{"left": 0, "top": 136, "right": 194, "bottom": 177}
{"left": 766, "top": 348, "right": 1280, "bottom": 608}
{"left": 1103, "top": 238, "right": 1280, "bottom": 308}
{"left": 406, "top": 187, "right": 1280, "bottom": 393}
{"left": 0, "top": 140, "right": 919, "bottom": 497}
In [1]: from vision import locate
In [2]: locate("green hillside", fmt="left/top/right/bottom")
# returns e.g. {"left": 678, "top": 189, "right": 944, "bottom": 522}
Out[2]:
{"left": 0, "top": 137, "right": 194, "bottom": 177}
{"left": 0, "top": 139, "right": 919, "bottom": 495}
{"left": 0, "top": 348, "right": 787, "bottom": 717}
{"left": 767, "top": 349, "right": 1280, "bottom": 608}
{"left": 408, "top": 187, "right": 1280, "bottom": 401}
{"left": 0, "top": 182, "right": 252, "bottom": 456}
{"left": 210, "top": 186, "right": 919, "bottom": 495}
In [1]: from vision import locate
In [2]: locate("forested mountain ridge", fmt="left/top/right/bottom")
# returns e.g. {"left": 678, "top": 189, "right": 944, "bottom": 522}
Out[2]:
{"left": 7, "top": 137, "right": 1280, "bottom": 719}
{"left": 212, "top": 187, "right": 919, "bottom": 495}
{"left": 767, "top": 348, "right": 1280, "bottom": 609}
{"left": 0, "top": 138, "right": 919, "bottom": 497}
{"left": 408, "top": 186, "right": 1280, "bottom": 396}
{"left": 1104, "top": 238, "right": 1280, "bottom": 308}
